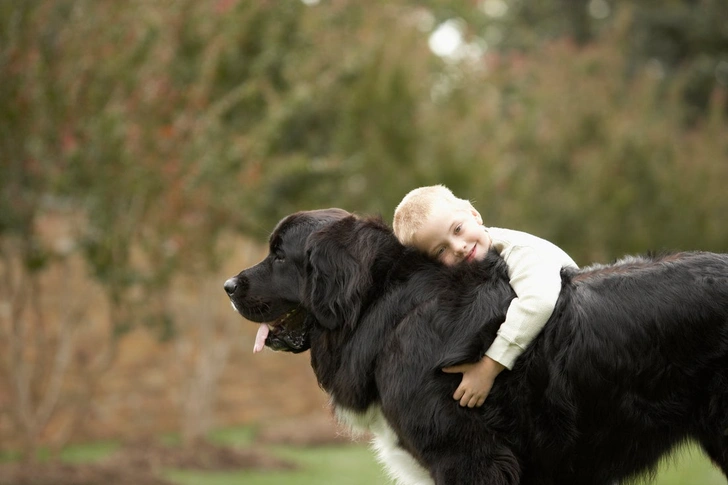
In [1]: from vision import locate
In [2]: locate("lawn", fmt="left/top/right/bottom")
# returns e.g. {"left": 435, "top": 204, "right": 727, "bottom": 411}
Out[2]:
{"left": 2, "top": 426, "right": 727, "bottom": 485}
{"left": 166, "top": 445, "right": 387, "bottom": 485}
{"left": 171, "top": 447, "right": 725, "bottom": 485}
{"left": 168, "top": 426, "right": 727, "bottom": 485}
{"left": 163, "top": 426, "right": 389, "bottom": 485}
{"left": 630, "top": 446, "right": 726, "bottom": 485}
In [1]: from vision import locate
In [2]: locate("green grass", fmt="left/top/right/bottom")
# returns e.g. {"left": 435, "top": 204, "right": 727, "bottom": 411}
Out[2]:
{"left": 172, "top": 426, "right": 728, "bottom": 485}
{"left": 165, "top": 445, "right": 388, "bottom": 485}
{"left": 56, "top": 440, "right": 122, "bottom": 463}
{"left": 0, "top": 440, "right": 120, "bottom": 464}
{"left": 166, "top": 439, "right": 728, "bottom": 485}
{"left": 632, "top": 445, "right": 727, "bottom": 485}
{"left": 3, "top": 426, "right": 727, "bottom": 485}
{"left": 169, "top": 424, "right": 391, "bottom": 485}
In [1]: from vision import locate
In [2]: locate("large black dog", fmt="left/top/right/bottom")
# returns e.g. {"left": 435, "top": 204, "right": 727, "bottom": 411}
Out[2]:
{"left": 224, "top": 209, "right": 728, "bottom": 485}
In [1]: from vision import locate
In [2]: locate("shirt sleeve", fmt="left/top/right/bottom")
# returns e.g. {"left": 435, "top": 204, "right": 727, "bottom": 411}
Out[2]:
{"left": 485, "top": 245, "right": 564, "bottom": 370}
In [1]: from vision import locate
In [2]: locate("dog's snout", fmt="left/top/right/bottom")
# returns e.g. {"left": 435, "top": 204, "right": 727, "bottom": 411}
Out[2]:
{"left": 224, "top": 277, "right": 238, "bottom": 296}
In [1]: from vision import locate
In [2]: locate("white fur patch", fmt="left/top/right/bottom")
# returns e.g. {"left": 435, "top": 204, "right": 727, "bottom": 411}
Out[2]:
{"left": 335, "top": 404, "right": 434, "bottom": 485}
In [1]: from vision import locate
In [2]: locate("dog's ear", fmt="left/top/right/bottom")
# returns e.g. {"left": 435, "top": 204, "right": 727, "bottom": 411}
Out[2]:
{"left": 304, "top": 217, "right": 371, "bottom": 330}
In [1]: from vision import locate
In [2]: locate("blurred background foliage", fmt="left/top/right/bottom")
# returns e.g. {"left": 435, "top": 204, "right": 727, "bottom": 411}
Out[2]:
{"left": 0, "top": 0, "right": 727, "bottom": 467}
{"left": 2, "top": 0, "right": 726, "bottom": 265}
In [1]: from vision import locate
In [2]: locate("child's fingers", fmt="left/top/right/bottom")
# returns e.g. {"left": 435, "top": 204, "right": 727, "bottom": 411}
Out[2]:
{"left": 466, "top": 394, "right": 480, "bottom": 408}
{"left": 457, "top": 391, "right": 487, "bottom": 408}
{"left": 457, "top": 388, "right": 478, "bottom": 407}
{"left": 453, "top": 383, "right": 490, "bottom": 407}
{"left": 454, "top": 386, "right": 469, "bottom": 405}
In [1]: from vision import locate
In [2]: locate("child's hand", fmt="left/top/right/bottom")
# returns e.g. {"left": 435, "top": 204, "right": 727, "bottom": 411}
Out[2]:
{"left": 442, "top": 356, "right": 505, "bottom": 408}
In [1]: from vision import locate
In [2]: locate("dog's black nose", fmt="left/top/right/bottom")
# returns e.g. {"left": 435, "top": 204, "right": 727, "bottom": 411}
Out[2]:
{"left": 223, "top": 278, "right": 238, "bottom": 296}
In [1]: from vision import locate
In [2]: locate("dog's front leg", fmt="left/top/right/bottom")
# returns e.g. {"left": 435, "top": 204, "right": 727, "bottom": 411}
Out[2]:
{"left": 430, "top": 445, "right": 521, "bottom": 485}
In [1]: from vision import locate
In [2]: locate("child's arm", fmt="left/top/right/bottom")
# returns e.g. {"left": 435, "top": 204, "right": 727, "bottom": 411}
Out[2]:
{"left": 485, "top": 245, "right": 565, "bottom": 370}
{"left": 443, "top": 244, "right": 569, "bottom": 408}
{"left": 442, "top": 356, "right": 505, "bottom": 408}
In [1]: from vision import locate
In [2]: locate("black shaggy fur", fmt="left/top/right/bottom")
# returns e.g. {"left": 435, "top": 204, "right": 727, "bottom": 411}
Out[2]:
{"left": 224, "top": 209, "right": 728, "bottom": 485}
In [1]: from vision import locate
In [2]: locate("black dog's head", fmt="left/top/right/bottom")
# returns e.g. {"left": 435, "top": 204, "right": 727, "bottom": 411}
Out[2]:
{"left": 224, "top": 208, "right": 396, "bottom": 352}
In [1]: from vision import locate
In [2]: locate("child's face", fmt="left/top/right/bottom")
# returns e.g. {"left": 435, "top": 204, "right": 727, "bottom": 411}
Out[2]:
{"left": 412, "top": 202, "right": 492, "bottom": 266}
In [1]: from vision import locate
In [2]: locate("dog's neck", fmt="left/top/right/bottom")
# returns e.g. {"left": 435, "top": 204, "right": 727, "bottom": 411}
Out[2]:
{"left": 309, "top": 242, "right": 416, "bottom": 412}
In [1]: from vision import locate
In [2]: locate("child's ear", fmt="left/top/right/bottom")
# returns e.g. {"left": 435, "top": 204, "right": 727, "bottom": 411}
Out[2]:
{"left": 470, "top": 207, "right": 483, "bottom": 225}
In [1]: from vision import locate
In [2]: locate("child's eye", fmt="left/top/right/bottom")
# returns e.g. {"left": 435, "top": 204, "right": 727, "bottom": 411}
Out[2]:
{"left": 454, "top": 224, "right": 461, "bottom": 234}
{"left": 435, "top": 247, "right": 444, "bottom": 256}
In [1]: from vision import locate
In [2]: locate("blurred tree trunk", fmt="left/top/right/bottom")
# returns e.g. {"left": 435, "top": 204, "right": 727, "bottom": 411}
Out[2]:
{"left": 0, "top": 234, "right": 100, "bottom": 461}
{"left": 173, "top": 275, "right": 239, "bottom": 446}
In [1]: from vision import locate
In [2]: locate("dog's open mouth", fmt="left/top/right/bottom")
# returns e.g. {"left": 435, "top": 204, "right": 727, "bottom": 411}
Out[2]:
{"left": 253, "top": 306, "right": 311, "bottom": 354}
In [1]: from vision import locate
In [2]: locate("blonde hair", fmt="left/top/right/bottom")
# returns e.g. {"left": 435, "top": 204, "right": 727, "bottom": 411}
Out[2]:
{"left": 393, "top": 185, "right": 472, "bottom": 246}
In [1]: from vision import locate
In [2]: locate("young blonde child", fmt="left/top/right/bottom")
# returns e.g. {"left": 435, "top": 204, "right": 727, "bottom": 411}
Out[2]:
{"left": 393, "top": 185, "right": 578, "bottom": 408}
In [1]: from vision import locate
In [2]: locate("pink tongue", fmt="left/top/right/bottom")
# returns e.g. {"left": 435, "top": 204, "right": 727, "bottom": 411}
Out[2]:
{"left": 253, "top": 325, "right": 270, "bottom": 353}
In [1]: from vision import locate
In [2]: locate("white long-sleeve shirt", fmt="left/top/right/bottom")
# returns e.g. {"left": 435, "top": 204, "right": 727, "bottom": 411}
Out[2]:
{"left": 483, "top": 227, "right": 578, "bottom": 369}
